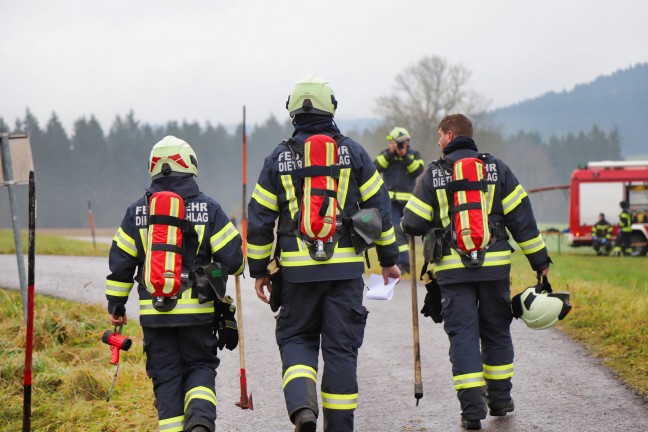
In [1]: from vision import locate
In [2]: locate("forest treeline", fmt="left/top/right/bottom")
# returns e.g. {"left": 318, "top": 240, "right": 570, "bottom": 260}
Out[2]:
{"left": 0, "top": 110, "right": 621, "bottom": 229}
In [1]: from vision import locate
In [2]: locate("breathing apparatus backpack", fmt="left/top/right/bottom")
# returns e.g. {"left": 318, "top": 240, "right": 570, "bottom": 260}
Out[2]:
{"left": 143, "top": 191, "right": 195, "bottom": 312}
{"left": 444, "top": 155, "right": 492, "bottom": 268}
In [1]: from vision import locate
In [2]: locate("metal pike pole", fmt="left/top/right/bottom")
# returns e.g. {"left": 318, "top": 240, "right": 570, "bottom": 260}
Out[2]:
{"left": 23, "top": 171, "right": 36, "bottom": 432}
{"left": 408, "top": 235, "right": 423, "bottom": 405}
{"left": 235, "top": 105, "right": 253, "bottom": 410}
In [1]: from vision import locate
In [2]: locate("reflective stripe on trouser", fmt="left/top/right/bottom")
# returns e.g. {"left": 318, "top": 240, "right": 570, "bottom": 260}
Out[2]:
{"left": 276, "top": 278, "right": 367, "bottom": 432}
{"left": 143, "top": 325, "right": 219, "bottom": 432}
{"left": 439, "top": 278, "right": 514, "bottom": 419}
{"left": 390, "top": 200, "right": 409, "bottom": 269}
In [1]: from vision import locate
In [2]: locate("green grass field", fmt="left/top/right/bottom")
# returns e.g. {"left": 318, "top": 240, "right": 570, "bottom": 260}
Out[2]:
{"left": 0, "top": 231, "right": 646, "bottom": 430}
{"left": 0, "top": 229, "right": 110, "bottom": 256}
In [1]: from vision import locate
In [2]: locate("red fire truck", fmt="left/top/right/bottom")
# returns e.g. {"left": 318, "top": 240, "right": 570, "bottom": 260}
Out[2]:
{"left": 567, "top": 161, "right": 648, "bottom": 256}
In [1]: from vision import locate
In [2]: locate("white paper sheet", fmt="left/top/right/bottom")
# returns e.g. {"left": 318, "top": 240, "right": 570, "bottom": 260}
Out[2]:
{"left": 366, "top": 273, "right": 399, "bottom": 301}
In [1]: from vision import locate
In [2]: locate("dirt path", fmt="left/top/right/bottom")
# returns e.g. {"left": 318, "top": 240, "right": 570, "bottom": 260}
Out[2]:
{"left": 1, "top": 254, "right": 646, "bottom": 431}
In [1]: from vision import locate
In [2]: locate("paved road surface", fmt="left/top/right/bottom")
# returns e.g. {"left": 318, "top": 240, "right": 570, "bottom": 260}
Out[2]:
{"left": 1, "top": 254, "right": 647, "bottom": 431}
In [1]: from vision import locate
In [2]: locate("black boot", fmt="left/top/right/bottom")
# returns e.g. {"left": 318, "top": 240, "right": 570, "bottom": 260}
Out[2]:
{"left": 189, "top": 426, "right": 210, "bottom": 432}
{"left": 461, "top": 417, "right": 481, "bottom": 430}
{"left": 489, "top": 399, "right": 515, "bottom": 416}
{"left": 293, "top": 408, "right": 317, "bottom": 432}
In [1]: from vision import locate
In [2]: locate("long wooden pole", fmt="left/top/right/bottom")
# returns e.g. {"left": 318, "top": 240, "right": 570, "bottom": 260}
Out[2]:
{"left": 408, "top": 236, "right": 423, "bottom": 405}
{"left": 23, "top": 170, "right": 36, "bottom": 431}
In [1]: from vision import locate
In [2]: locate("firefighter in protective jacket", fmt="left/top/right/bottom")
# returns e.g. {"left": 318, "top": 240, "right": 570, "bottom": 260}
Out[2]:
{"left": 374, "top": 127, "right": 425, "bottom": 273}
{"left": 247, "top": 74, "right": 400, "bottom": 432}
{"left": 401, "top": 114, "right": 551, "bottom": 430}
{"left": 591, "top": 212, "right": 612, "bottom": 256}
{"left": 612, "top": 201, "right": 633, "bottom": 256}
{"left": 106, "top": 136, "right": 244, "bottom": 432}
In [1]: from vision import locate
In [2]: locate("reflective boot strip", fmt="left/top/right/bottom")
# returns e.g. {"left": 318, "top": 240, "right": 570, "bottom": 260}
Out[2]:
{"left": 453, "top": 372, "right": 486, "bottom": 390}
{"left": 435, "top": 250, "right": 511, "bottom": 272}
{"left": 139, "top": 298, "right": 214, "bottom": 316}
{"left": 483, "top": 363, "right": 514, "bottom": 380}
{"left": 281, "top": 247, "right": 365, "bottom": 267}
{"left": 321, "top": 391, "right": 358, "bottom": 410}
{"left": 159, "top": 415, "right": 184, "bottom": 432}
{"left": 184, "top": 385, "right": 217, "bottom": 412}
{"left": 283, "top": 364, "right": 317, "bottom": 389}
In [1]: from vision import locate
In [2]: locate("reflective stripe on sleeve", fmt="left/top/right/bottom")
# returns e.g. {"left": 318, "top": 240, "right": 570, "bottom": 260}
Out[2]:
{"left": 518, "top": 234, "right": 545, "bottom": 255}
{"left": 359, "top": 171, "right": 384, "bottom": 202}
{"left": 247, "top": 242, "right": 273, "bottom": 260}
{"left": 406, "top": 158, "right": 424, "bottom": 173}
{"left": 210, "top": 222, "right": 239, "bottom": 254}
{"left": 375, "top": 227, "right": 396, "bottom": 246}
{"left": 502, "top": 184, "right": 527, "bottom": 215}
{"left": 376, "top": 154, "right": 389, "bottom": 169}
{"left": 252, "top": 183, "right": 279, "bottom": 211}
{"left": 405, "top": 196, "right": 433, "bottom": 222}
{"left": 106, "top": 279, "right": 133, "bottom": 298}
{"left": 114, "top": 227, "right": 138, "bottom": 257}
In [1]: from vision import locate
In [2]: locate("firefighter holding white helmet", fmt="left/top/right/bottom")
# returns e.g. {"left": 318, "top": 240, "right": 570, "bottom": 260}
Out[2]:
{"left": 106, "top": 136, "right": 244, "bottom": 432}
{"left": 248, "top": 75, "right": 400, "bottom": 431}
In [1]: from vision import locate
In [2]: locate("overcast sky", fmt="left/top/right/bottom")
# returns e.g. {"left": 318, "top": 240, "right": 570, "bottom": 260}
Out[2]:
{"left": 1, "top": 0, "right": 646, "bottom": 133}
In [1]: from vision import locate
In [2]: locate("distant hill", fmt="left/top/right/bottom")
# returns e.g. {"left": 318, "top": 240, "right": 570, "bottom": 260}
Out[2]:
{"left": 489, "top": 63, "right": 648, "bottom": 157}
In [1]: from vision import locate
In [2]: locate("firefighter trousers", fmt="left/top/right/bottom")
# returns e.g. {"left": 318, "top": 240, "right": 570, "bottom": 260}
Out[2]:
{"left": 143, "top": 325, "right": 220, "bottom": 432}
{"left": 390, "top": 200, "right": 410, "bottom": 271}
{"left": 439, "top": 278, "right": 514, "bottom": 420}
{"left": 275, "top": 277, "right": 368, "bottom": 432}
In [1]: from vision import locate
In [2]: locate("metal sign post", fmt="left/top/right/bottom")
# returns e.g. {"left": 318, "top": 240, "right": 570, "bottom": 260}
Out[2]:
{"left": 1, "top": 132, "right": 34, "bottom": 323}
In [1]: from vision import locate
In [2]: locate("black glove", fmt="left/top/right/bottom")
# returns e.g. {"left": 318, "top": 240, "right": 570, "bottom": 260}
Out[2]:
{"left": 421, "top": 275, "right": 443, "bottom": 323}
{"left": 214, "top": 295, "right": 238, "bottom": 350}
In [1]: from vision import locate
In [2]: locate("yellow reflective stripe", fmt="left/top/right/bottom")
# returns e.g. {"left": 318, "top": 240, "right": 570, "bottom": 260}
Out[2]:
{"left": 406, "top": 158, "right": 423, "bottom": 173}
{"left": 398, "top": 244, "right": 409, "bottom": 252}
{"left": 454, "top": 372, "right": 485, "bottom": 390}
{"left": 139, "top": 298, "right": 214, "bottom": 315}
{"left": 486, "top": 184, "right": 496, "bottom": 214}
{"left": 321, "top": 391, "right": 358, "bottom": 410}
{"left": 252, "top": 183, "right": 279, "bottom": 211}
{"left": 231, "top": 261, "right": 245, "bottom": 276}
{"left": 159, "top": 415, "right": 184, "bottom": 432}
{"left": 376, "top": 154, "right": 389, "bottom": 169}
{"left": 281, "top": 247, "right": 364, "bottom": 266}
{"left": 337, "top": 168, "right": 351, "bottom": 210}
{"left": 405, "top": 196, "right": 433, "bottom": 222}
{"left": 359, "top": 171, "right": 383, "bottom": 202}
{"left": 483, "top": 363, "right": 514, "bottom": 380}
{"left": 139, "top": 227, "right": 148, "bottom": 253}
{"left": 389, "top": 191, "right": 412, "bottom": 202}
{"left": 105, "top": 279, "right": 133, "bottom": 297}
{"left": 436, "top": 189, "right": 450, "bottom": 227}
{"left": 281, "top": 174, "right": 299, "bottom": 218}
{"left": 283, "top": 364, "right": 317, "bottom": 389}
{"left": 247, "top": 242, "right": 273, "bottom": 260}
{"left": 210, "top": 222, "right": 239, "bottom": 254}
{"left": 114, "top": 227, "right": 138, "bottom": 257}
{"left": 375, "top": 227, "right": 396, "bottom": 246}
{"left": 184, "top": 386, "right": 217, "bottom": 412}
{"left": 435, "top": 250, "right": 511, "bottom": 272}
{"left": 502, "top": 184, "right": 527, "bottom": 215}
{"left": 194, "top": 224, "right": 205, "bottom": 254}
{"left": 518, "top": 234, "right": 545, "bottom": 255}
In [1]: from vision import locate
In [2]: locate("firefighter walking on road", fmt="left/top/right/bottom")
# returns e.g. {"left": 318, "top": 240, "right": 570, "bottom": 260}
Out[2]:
{"left": 106, "top": 136, "right": 244, "bottom": 432}
{"left": 374, "top": 127, "right": 425, "bottom": 273}
{"left": 247, "top": 74, "right": 400, "bottom": 432}
{"left": 401, "top": 114, "right": 552, "bottom": 430}
{"left": 612, "top": 201, "right": 633, "bottom": 256}
{"left": 592, "top": 212, "right": 613, "bottom": 256}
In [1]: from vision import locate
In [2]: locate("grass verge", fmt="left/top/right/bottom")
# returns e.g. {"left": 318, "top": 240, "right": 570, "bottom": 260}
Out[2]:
{"left": 0, "top": 229, "right": 110, "bottom": 257}
{"left": 0, "top": 288, "right": 156, "bottom": 431}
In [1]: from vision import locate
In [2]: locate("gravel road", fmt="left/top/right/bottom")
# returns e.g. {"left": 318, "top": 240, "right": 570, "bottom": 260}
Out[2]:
{"left": 1, "top": 254, "right": 646, "bottom": 431}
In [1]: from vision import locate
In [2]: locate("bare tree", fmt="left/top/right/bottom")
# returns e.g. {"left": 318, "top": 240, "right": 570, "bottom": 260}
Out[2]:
{"left": 375, "top": 55, "right": 490, "bottom": 160}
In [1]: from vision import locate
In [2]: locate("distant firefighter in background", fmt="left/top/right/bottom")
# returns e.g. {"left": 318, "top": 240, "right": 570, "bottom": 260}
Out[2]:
{"left": 591, "top": 213, "right": 612, "bottom": 256}
{"left": 612, "top": 201, "right": 632, "bottom": 256}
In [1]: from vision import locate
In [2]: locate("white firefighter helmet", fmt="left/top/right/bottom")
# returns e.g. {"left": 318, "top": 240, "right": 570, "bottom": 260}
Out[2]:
{"left": 512, "top": 281, "right": 572, "bottom": 330}
{"left": 286, "top": 74, "right": 337, "bottom": 117}
{"left": 387, "top": 127, "right": 411, "bottom": 143}
{"left": 148, "top": 136, "right": 198, "bottom": 178}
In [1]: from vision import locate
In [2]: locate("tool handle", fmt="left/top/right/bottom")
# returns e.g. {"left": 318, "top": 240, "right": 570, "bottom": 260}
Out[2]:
{"left": 110, "top": 345, "right": 120, "bottom": 365}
